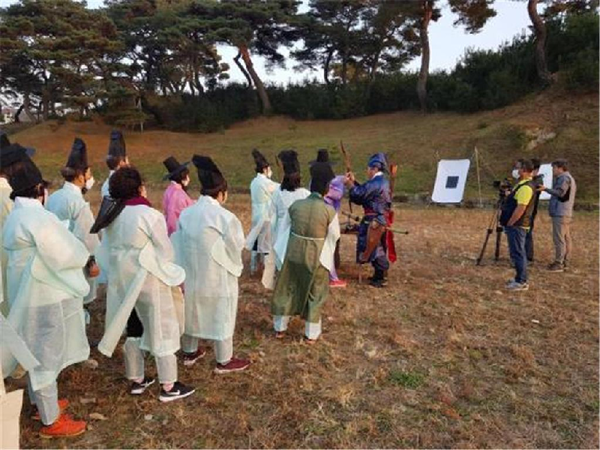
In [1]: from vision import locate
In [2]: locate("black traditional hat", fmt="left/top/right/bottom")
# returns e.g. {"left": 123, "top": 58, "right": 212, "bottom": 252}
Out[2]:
{"left": 108, "top": 130, "right": 126, "bottom": 158}
{"left": 65, "top": 138, "right": 88, "bottom": 170}
{"left": 252, "top": 149, "right": 270, "bottom": 173}
{"left": 163, "top": 156, "right": 190, "bottom": 181}
{"left": 309, "top": 160, "right": 335, "bottom": 194}
{"left": 0, "top": 130, "right": 36, "bottom": 157}
{"left": 192, "top": 155, "right": 226, "bottom": 195}
{"left": 278, "top": 150, "right": 300, "bottom": 176}
{"left": 8, "top": 157, "right": 43, "bottom": 194}
{"left": 1, "top": 143, "right": 34, "bottom": 170}
{"left": 309, "top": 149, "right": 335, "bottom": 166}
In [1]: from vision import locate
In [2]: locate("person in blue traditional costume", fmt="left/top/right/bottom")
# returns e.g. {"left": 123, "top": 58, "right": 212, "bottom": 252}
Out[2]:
{"left": 345, "top": 153, "right": 391, "bottom": 288}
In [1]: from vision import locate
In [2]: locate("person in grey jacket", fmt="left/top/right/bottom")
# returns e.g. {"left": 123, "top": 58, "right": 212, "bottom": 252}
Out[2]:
{"left": 539, "top": 159, "right": 576, "bottom": 272}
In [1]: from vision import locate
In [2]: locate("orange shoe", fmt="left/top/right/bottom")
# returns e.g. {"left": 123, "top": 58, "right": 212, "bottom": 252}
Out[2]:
{"left": 31, "top": 399, "right": 69, "bottom": 421}
{"left": 39, "top": 414, "right": 86, "bottom": 439}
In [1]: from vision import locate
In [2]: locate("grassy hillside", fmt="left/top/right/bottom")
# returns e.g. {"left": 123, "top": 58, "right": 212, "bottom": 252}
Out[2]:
{"left": 8, "top": 87, "right": 599, "bottom": 202}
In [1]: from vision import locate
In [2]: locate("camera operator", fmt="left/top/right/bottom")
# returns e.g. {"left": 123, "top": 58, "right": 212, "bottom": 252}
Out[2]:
{"left": 525, "top": 158, "right": 543, "bottom": 264}
{"left": 538, "top": 159, "right": 577, "bottom": 272}
{"left": 500, "top": 159, "right": 536, "bottom": 291}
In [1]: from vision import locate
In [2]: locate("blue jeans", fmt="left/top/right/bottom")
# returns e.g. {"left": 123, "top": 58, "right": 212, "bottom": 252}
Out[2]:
{"left": 505, "top": 226, "right": 528, "bottom": 283}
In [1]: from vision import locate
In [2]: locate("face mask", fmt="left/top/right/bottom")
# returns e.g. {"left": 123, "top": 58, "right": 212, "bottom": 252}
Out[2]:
{"left": 85, "top": 176, "right": 95, "bottom": 191}
{"left": 42, "top": 188, "right": 49, "bottom": 206}
{"left": 266, "top": 167, "right": 273, "bottom": 179}
{"left": 182, "top": 177, "right": 190, "bottom": 187}
{"left": 511, "top": 169, "right": 520, "bottom": 180}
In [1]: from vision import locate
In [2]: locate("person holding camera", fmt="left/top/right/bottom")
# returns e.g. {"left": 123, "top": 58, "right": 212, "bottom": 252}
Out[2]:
{"left": 500, "top": 160, "right": 536, "bottom": 291}
{"left": 538, "top": 159, "right": 576, "bottom": 272}
{"left": 525, "top": 158, "right": 543, "bottom": 263}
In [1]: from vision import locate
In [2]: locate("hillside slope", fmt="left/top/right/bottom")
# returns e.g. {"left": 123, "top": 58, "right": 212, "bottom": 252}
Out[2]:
{"left": 8, "top": 88, "right": 599, "bottom": 201}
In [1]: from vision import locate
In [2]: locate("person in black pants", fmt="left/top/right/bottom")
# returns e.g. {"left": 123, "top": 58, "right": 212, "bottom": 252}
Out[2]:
{"left": 525, "top": 158, "right": 542, "bottom": 264}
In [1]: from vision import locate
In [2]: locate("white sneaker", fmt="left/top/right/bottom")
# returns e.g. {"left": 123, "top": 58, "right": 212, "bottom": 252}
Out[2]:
{"left": 506, "top": 280, "right": 529, "bottom": 291}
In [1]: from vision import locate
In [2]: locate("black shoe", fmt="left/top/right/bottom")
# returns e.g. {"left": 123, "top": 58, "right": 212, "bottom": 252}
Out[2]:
{"left": 130, "top": 377, "right": 155, "bottom": 395}
{"left": 547, "top": 262, "right": 564, "bottom": 272}
{"left": 368, "top": 276, "right": 388, "bottom": 286}
{"left": 159, "top": 381, "right": 195, "bottom": 403}
{"left": 369, "top": 278, "right": 386, "bottom": 288}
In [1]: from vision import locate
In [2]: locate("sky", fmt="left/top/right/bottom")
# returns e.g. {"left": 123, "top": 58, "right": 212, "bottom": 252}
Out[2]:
{"left": 0, "top": 0, "right": 533, "bottom": 85}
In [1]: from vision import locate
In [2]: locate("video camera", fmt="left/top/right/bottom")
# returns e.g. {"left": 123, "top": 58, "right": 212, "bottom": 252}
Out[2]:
{"left": 493, "top": 178, "right": 513, "bottom": 199}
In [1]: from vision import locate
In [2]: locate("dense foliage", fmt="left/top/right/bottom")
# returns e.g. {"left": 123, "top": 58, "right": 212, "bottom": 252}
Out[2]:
{"left": 0, "top": 0, "right": 597, "bottom": 131}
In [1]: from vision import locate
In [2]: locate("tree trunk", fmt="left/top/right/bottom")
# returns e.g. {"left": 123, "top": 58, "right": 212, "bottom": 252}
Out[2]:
{"left": 324, "top": 48, "right": 333, "bottom": 85}
{"left": 41, "top": 89, "right": 50, "bottom": 121}
{"left": 527, "top": 0, "right": 553, "bottom": 85}
{"left": 417, "top": 0, "right": 433, "bottom": 113}
{"left": 21, "top": 95, "right": 37, "bottom": 123}
{"left": 238, "top": 45, "right": 272, "bottom": 114}
{"left": 234, "top": 51, "right": 253, "bottom": 89}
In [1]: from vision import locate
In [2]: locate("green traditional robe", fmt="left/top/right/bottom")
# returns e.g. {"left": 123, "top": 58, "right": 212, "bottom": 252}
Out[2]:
{"left": 272, "top": 192, "right": 336, "bottom": 323}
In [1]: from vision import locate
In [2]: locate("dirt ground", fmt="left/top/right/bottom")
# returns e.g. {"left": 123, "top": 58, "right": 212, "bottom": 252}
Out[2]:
{"left": 8, "top": 192, "right": 599, "bottom": 449}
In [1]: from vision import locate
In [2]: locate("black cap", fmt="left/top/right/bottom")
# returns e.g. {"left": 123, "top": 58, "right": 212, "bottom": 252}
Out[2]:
{"left": 310, "top": 161, "right": 335, "bottom": 194}
{"left": 1, "top": 143, "right": 34, "bottom": 170}
{"left": 65, "top": 138, "right": 88, "bottom": 170}
{"left": 252, "top": 149, "right": 270, "bottom": 173}
{"left": 278, "top": 150, "right": 300, "bottom": 176}
{"left": 108, "top": 130, "right": 126, "bottom": 158}
{"left": 163, "top": 156, "right": 190, "bottom": 181}
{"left": 309, "top": 149, "right": 335, "bottom": 166}
{"left": 192, "top": 155, "right": 226, "bottom": 195}
{"left": 8, "top": 158, "right": 43, "bottom": 194}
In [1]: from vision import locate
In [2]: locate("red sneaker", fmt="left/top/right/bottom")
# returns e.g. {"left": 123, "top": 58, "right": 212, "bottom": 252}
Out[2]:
{"left": 31, "top": 399, "right": 69, "bottom": 421}
{"left": 39, "top": 414, "right": 86, "bottom": 439}
{"left": 329, "top": 279, "right": 347, "bottom": 288}
{"left": 182, "top": 348, "right": 207, "bottom": 367}
{"left": 214, "top": 357, "right": 251, "bottom": 374}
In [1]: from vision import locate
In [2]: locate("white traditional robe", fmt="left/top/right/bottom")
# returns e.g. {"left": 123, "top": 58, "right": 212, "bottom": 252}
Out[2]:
{"left": 46, "top": 182, "right": 100, "bottom": 304}
{"left": 100, "top": 170, "right": 114, "bottom": 198}
{"left": 98, "top": 203, "right": 185, "bottom": 358}
{"left": 3, "top": 198, "right": 90, "bottom": 391}
{"left": 0, "top": 177, "right": 12, "bottom": 313}
{"left": 172, "top": 196, "right": 245, "bottom": 342}
{"left": 245, "top": 173, "right": 279, "bottom": 253}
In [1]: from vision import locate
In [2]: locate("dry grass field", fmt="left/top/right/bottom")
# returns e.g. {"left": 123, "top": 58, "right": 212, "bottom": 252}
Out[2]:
{"left": 7, "top": 190, "right": 599, "bottom": 449}
{"left": 4, "top": 88, "right": 598, "bottom": 448}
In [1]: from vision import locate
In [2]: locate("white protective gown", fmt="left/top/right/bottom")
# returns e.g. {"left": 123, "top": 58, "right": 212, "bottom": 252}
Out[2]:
{"left": 3, "top": 198, "right": 90, "bottom": 392}
{"left": 97, "top": 171, "right": 115, "bottom": 286}
{"left": 172, "top": 196, "right": 245, "bottom": 342}
{"left": 0, "top": 178, "right": 12, "bottom": 312}
{"left": 46, "top": 182, "right": 100, "bottom": 304}
{"left": 98, "top": 203, "right": 185, "bottom": 358}
{"left": 100, "top": 171, "right": 114, "bottom": 198}
{"left": 245, "top": 173, "right": 279, "bottom": 252}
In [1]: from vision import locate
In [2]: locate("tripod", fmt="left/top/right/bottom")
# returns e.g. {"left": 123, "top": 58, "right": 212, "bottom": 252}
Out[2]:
{"left": 476, "top": 198, "right": 505, "bottom": 265}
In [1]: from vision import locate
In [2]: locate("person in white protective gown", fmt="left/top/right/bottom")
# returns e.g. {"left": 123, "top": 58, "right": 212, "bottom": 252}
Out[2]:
{"left": 245, "top": 149, "right": 279, "bottom": 275}
{"left": 261, "top": 150, "right": 310, "bottom": 289}
{"left": 97, "top": 130, "right": 129, "bottom": 298}
{"left": 46, "top": 138, "right": 100, "bottom": 321}
{"left": 3, "top": 159, "right": 89, "bottom": 438}
{"left": 173, "top": 155, "right": 251, "bottom": 374}
{"left": 95, "top": 166, "right": 195, "bottom": 403}
{"left": 101, "top": 130, "right": 129, "bottom": 198}
{"left": 0, "top": 136, "right": 36, "bottom": 316}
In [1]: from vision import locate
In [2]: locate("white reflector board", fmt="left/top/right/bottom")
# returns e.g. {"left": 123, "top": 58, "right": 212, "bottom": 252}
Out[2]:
{"left": 538, "top": 163, "right": 553, "bottom": 200}
{"left": 431, "top": 159, "right": 471, "bottom": 204}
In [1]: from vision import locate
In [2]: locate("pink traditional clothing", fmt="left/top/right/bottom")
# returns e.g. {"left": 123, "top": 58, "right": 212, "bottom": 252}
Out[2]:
{"left": 163, "top": 182, "right": 194, "bottom": 236}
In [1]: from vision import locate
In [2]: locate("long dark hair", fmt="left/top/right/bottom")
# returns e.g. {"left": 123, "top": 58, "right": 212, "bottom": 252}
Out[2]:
{"left": 281, "top": 172, "right": 301, "bottom": 191}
